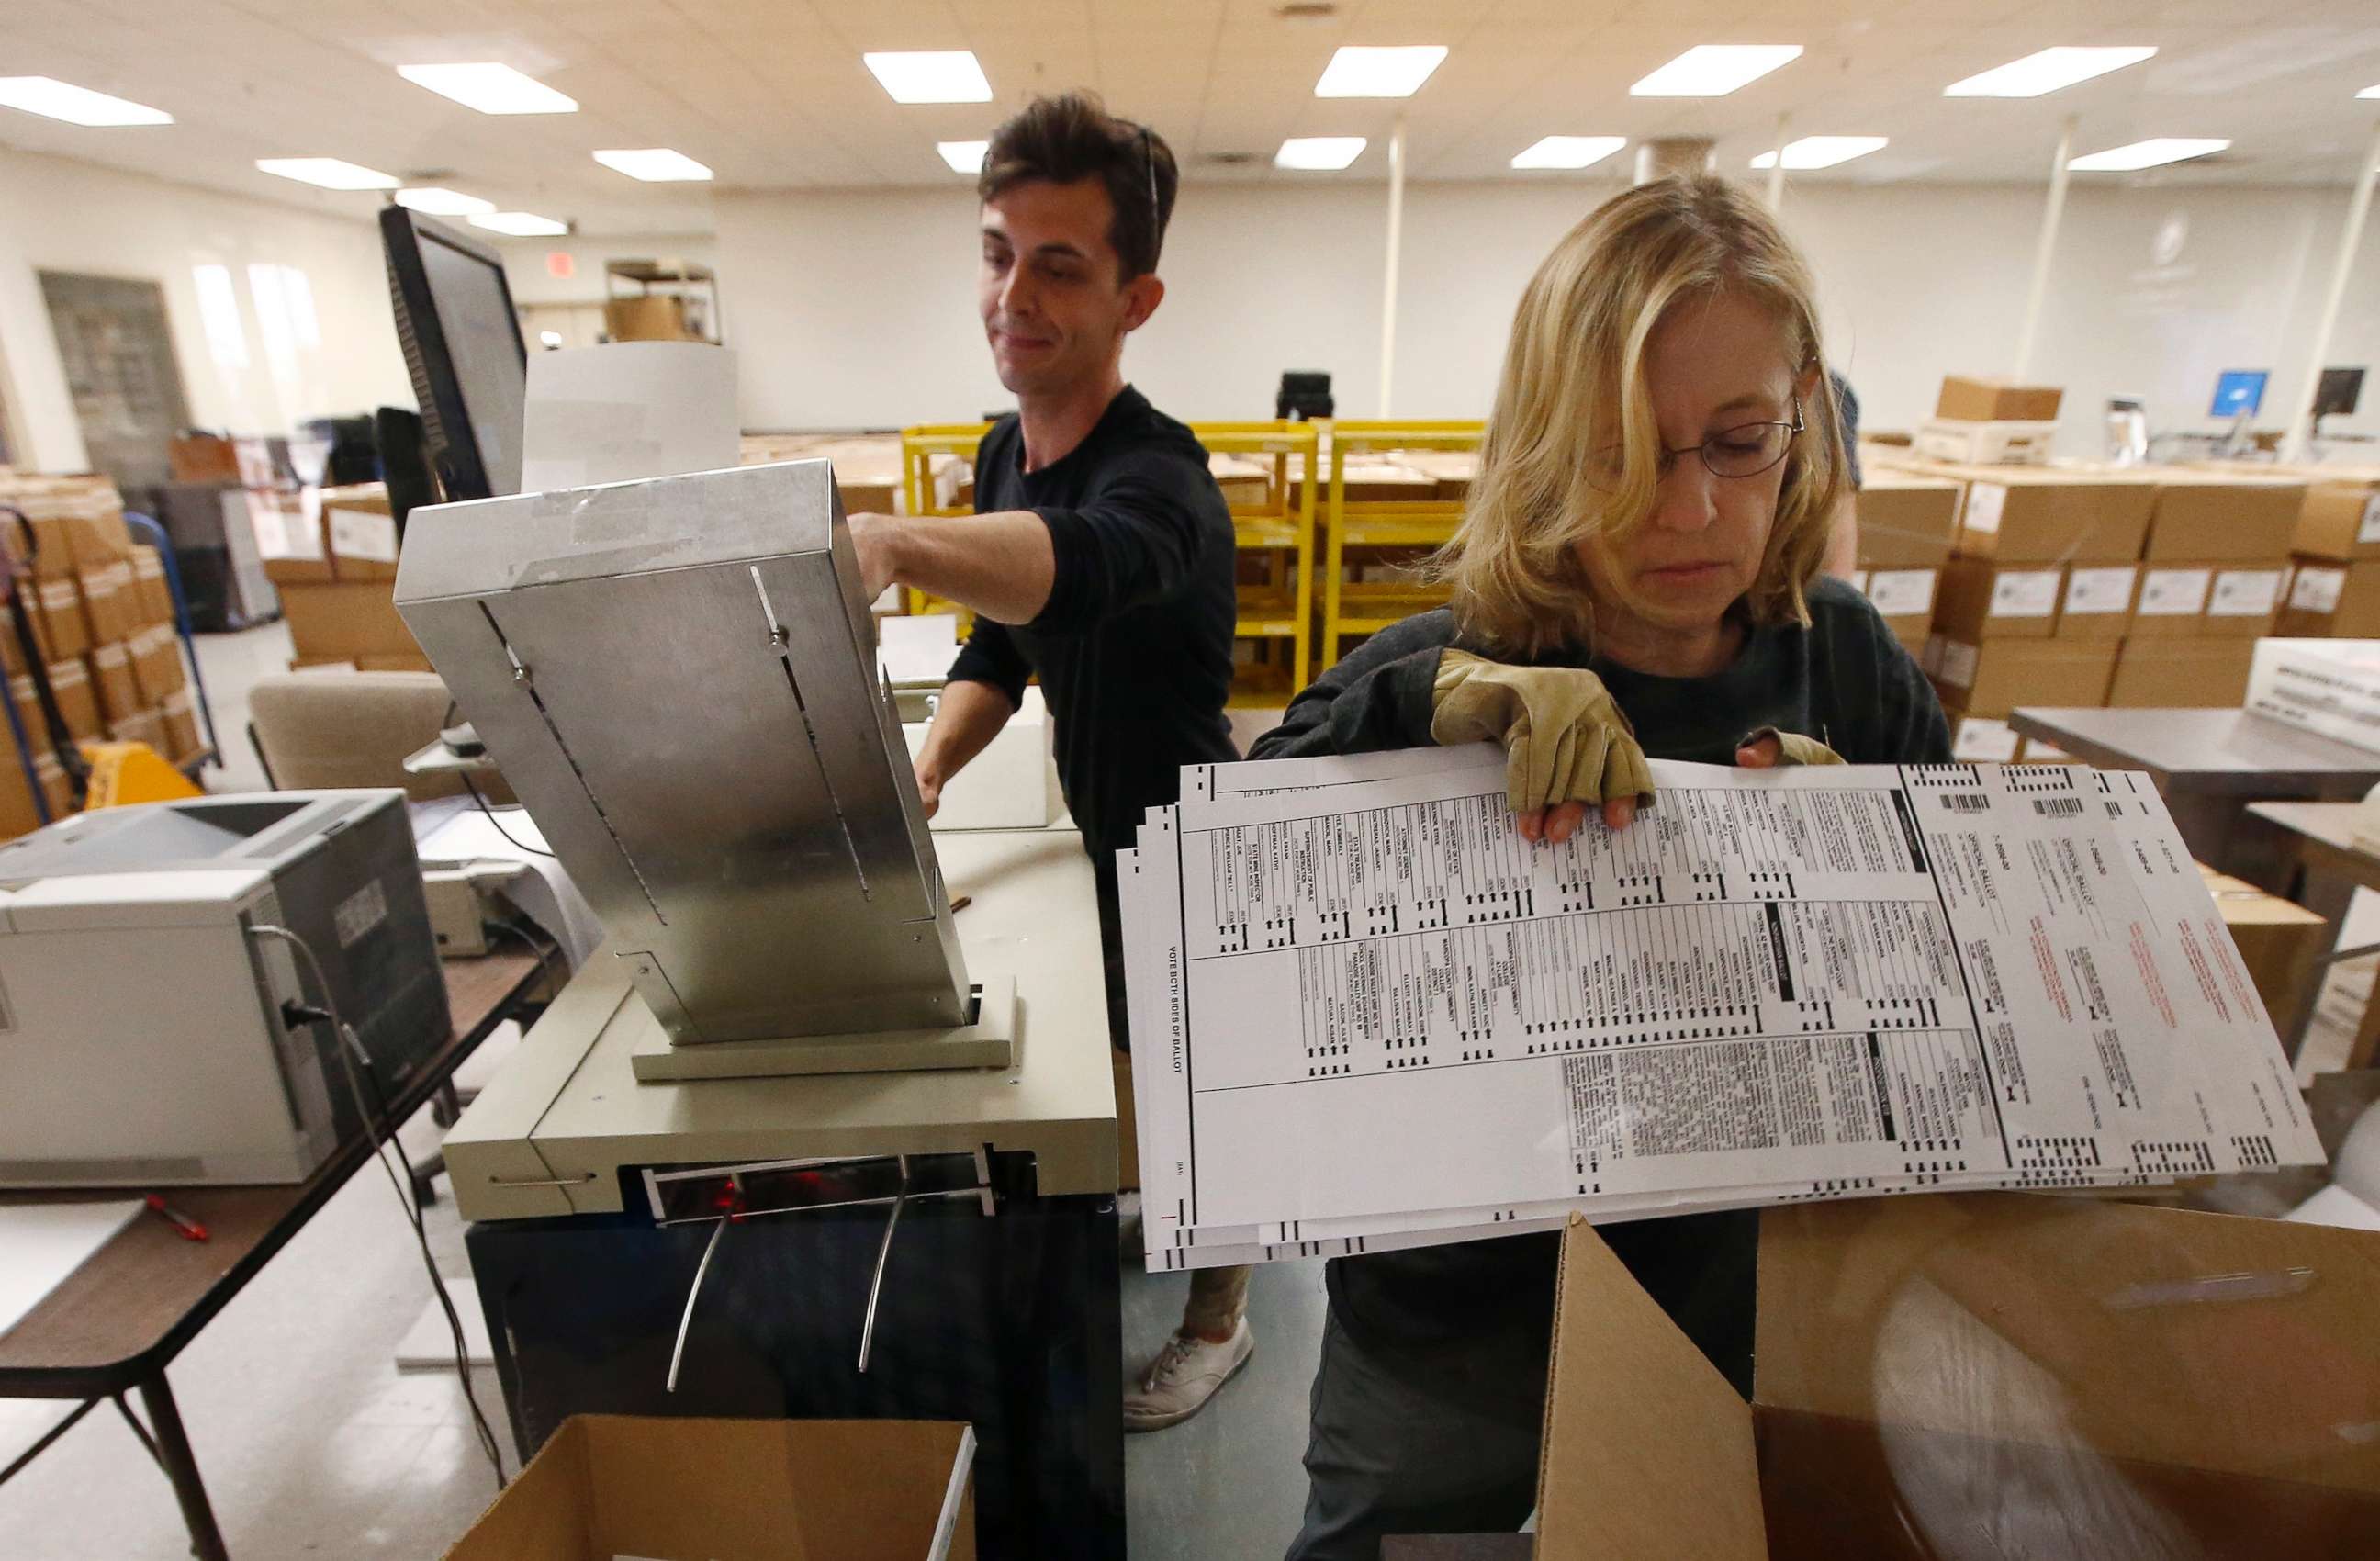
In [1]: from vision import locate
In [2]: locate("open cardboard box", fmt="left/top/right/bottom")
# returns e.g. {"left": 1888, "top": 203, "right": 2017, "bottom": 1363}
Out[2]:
{"left": 1535, "top": 1194, "right": 2380, "bottom": 1560}
{"left": 444, "top": 1415, "right": 975, "bottom": 1561}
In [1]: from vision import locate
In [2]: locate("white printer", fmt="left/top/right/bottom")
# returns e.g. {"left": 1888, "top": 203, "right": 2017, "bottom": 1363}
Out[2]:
{"left": 0, "top": 791, "right": 447, "bottom": 1187}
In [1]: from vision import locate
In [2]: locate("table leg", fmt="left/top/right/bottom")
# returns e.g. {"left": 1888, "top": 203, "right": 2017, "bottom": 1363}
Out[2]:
{"left": 138, "top": 1374, "right": 230, "bottom": 1561}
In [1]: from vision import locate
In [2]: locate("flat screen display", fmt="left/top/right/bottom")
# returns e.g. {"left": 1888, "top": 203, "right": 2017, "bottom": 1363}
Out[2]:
{"left": 418, "top": 231, "right": 526, "bottom": 496}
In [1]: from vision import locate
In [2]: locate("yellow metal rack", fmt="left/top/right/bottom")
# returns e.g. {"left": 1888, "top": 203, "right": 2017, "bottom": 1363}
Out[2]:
{"left": 1318, "top": 421, "right": 1485, "bottom": 671}
{"left": 1190, "top": 421, "right": 1320, "bottom": 705}
{"left": 897, "top": 423, "right": 992, "bottom": 629}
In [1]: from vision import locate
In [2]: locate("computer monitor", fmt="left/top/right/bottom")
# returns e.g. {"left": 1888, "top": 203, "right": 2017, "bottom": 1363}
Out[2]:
{"left": 2210, "top": 369, "right": 2266, "bottom": 420}
{"left": 378, "top": 208, "right": 527, "bottom": 501}
{"left": 2317, "top": 367, "right": 2366, "bottom": 420}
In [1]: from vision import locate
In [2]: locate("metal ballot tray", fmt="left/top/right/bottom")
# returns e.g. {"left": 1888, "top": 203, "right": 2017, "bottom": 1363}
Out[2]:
{"left": 396, "top": 460, "right": 985, "bottom": 1069}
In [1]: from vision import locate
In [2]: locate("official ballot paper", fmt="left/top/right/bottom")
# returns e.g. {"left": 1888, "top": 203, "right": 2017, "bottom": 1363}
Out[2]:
{"left": 1118, "top": 747, "right": 2324, "bottom": 1270}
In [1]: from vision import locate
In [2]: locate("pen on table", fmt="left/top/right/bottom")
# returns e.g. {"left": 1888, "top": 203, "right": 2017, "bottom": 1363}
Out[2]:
{"left": 145, "top": 1194, "right": 209, "bottom": 1242}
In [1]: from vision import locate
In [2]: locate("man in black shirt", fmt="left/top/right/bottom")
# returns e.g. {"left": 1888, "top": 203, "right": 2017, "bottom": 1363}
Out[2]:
{"left": 843, "top": 92, "right": 1255, "bottom": 1432}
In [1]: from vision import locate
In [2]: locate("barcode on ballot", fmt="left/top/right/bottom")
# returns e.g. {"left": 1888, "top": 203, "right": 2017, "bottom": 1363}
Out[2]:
{"left": 1938, "top": 793, "right": 1990, "bottom": 813}
{"left": 2032, "top": 797, "right": 2085, "bottom": 816}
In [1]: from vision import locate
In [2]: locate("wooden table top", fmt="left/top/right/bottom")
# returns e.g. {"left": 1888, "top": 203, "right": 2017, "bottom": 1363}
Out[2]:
{"left": 0, "top": 951, "right": 540, "bottom": 1397}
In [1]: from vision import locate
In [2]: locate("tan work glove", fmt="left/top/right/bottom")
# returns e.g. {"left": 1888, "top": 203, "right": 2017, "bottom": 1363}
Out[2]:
{"left": 1431, "top": 651, "right": 1655, "bottom": 814}
{"left": 1737, "top": 726, "right": 1845, "bottom": 768}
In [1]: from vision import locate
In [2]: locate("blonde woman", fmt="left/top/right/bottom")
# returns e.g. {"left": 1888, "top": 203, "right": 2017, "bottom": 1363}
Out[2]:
{"left": 1252, "top": 177, "right": 1948, "bottom": 1558}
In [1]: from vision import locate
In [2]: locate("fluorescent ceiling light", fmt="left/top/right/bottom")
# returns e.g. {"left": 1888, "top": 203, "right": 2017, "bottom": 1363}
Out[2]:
{"left": 1510, "top": 136, "right": 1626, "bottom": 170}
{"left": 1275, "top": 137, "right": 1366, "bottom": 171}
{"left": 2361, "top": 84, "right": 2380, "bottom": 99}
{"left": 1314, "top": 45, "right": 1448, "bottom": 98}
{"left": 1944, "top": 46, "right": 2156, "bottom": 98}
{"left": 1751, "top": 135, "right": 1889, "bottom": 171}
{"left": 1631, "top": 45, "right": 1802, "bottom": 97}
{"left": 397, "top": 62, "right": 576, "bottom": 115}
{"left": 469, "top": 210, "right": 569, "bottom": 236}
{"left": 395, "top": 186, "right": 495, "bottom": 216}
{"left": 863, "top": 51, "right": 992, "bottom": 104}
{"left": 2067, "top": 137, "right": 2229, "bottom": 172}
{"left": 0, "top": 75, "right": 172, "bottom": 126}
{"left": 593, "top": 148, "right": 713, "bottom": 182}
{"left": 255, "top": 157, "right": 398, "bottom": 190}
{"left": 937, "top": 140, "right": 989, "bottom": 174}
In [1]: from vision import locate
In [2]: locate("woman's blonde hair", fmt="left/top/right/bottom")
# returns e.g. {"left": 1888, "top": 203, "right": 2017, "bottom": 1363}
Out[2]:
{"left": 1436, "top": 175, "right": 1845, "bottom": 657}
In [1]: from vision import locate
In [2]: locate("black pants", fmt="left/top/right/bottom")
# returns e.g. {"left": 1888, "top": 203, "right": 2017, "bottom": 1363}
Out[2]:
{"left": 1285, "top": 1209, "right": 1758, "bottom": 1561}
{"left": 1093, "top": 847, "right": 1129, "bottom": 1053}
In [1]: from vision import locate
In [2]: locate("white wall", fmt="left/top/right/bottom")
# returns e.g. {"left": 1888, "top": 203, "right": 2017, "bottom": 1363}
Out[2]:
{"left": 709, "top": 177, "right": 2380, "bottom": 451}
{"left": 0, "top": 148, "right": 414, "bottom": 473}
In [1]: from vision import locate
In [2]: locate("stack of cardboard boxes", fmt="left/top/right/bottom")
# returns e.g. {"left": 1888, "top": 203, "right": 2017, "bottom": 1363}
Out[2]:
{"left": 2259, "top": 466, "right": 2380, "bottom": 638}
{"left": 1896, "top": 457, "right": 2303, "bottom": 761}
{"left": 258, "top": 483, "right": 432, "bottom": 672}
{"left": 1847, "top": 469, "right": 1960, "bottom": 656}
{"left": 0, "top": 472, "right": 197, "bottom": 837}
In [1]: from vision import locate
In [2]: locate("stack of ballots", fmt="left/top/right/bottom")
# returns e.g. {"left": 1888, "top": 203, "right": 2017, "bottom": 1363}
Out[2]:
{"left": 1118, "top": 746, "right": 2324, "bottom": 1270}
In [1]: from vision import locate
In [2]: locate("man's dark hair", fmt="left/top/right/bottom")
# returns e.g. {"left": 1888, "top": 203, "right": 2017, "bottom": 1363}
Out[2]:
{"left": 979, "top": 92, "right": 1178, "bottom": 282}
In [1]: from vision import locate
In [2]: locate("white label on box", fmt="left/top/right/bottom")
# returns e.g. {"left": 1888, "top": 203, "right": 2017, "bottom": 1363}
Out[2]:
{"left": 2293, "top": 566, "right": 2347, "bottom": 613}
{"left": 1867, "top": 568, "right": 1936, "bottom": 617}
{"left": 1962, "top": 482, "right": 2007, "bottom": 536}
{"left": 2138, "top": 567, "right": 2212, "bottom": 616}
{"left": 1952, "top": 717, "right": 2020, "bottom": 763}
{"left": 2360, "top": 494, "right": 2380, "bottom": 545}
{"left": 1988, "top": 569, "right": 2060, "bottom": 617}
{"left": 300, "top": 485, "right": 322, "bottom": 527}
{"left": 2209, "top": 568, "right": 2284, "bottom": 617}
{"left": 2063, "top": 566, "right": 2137, "bottom": 615}
{"left": 1937, "top": 640, "right": 1980, "bottom": 690}
{"left": 327, "top": 507, "right": 399, "bottom": 564}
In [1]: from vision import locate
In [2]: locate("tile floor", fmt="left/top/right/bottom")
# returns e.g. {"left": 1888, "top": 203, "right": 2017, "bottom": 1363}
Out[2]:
{"left": 0, "top": 623, "right": 1327, "bottom": 1559}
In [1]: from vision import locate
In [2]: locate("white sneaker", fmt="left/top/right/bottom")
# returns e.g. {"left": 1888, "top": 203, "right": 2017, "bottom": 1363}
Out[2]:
{"left": 1124, "top": 1318, "right": 1253, "bottom": 1432}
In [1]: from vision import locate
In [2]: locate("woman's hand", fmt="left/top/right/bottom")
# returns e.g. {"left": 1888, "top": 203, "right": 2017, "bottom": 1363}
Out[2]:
{"left": 1431, "top": 651, "right": 1653, "bottom": 844}
{"left": 1735, "top": 726, "right": 1845, "bottom": 769}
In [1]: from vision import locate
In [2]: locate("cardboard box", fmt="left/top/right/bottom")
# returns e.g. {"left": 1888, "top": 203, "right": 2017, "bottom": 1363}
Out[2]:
{"left": 2130, "top": 563, "right": 2215, "bottom": 637}
{"left": 75, "top": 564, "right": 136, "bottom": 646}
{"left": 160, "top": 687, "right": 201, "bottom": 762}
{"left": 440, "top": 1414, "right": 976, "bottom": 1561}
{"left": 2, "top": 675, "right": 43, "bottom": 750}
{"left": 2246, "top": 639, "right": 2380, "bottom": 753}
{"left": 167, "top": 433, "right": 242, "bottom": 485}
{"left": 1948, "top": 467, "right": 2157, "bottom": 562}
{"left": 1857, "top": 567, "right": 1936, "bottom": 654}
{"left": 2055, "top": 563, "right": 2138, "bottom": 640}
{"left": 2109, "top": 637, "right": 2258, "bottom": 708}
{"left": 1933, "top": 557, "right": 2061, "bottom": 641}
{"left": 128, "top": 625, "right": 185, "bottom": 704}
{"left": 1948, "top": 713, "right": 2021, "bottom": 762}
{"left": 1533, "top": 1196, "right": 2380, "bottom": 1561}
{"left": 603, "top": 294, "right": 699, "bottom": 343}
{"left": 2293, "top": 472, "right": 2380, "bottom": 561}
{"left": 319, "top": 483, "right": 399, "bottom": 582}
{"left": 106, "top": 708, "right": 163, "bottom": 752}
{"left": 129, "top": 548, "right": 174, "bottom": 628}
{"left": 1854, "top": 473, "right": 1960, "bottom": 568}
{"left": 0, "top": 748, "right": 69, "bottom": 840}
{"left": 1914, "top": 418, "right": 2059, "bottom": 466}
{"left": 2278, "top": 557, "right": 2380, "bottom": 638}
{"left": 2198, "top": 860, "right": 2327, "bottom": 1033}
{"left": 276, "top": 580, "right": 426, "bottom": 667}
{"left": 356, "top": 651, "right": 433, "bottom": 673}
{"left": 2144, "top": 474, "right": 2305, "bottom": 562}
{"left": 30, "top": 577, "right": 89, "bottom": 662}
{"left": 62, "top": 498, "right": 133, "bottom": 573}
{"left": 251, "top": 489, "right": 333, "bottom": 585}
{"left": 45, "top": 657, "right": 100, "bottom": 740}
{"left": 1928, "top": 637, "right": 2116, "bottom": 719}
{"left": 1935, "top": 375, "right": 2064, "bottom": 422}
{"left": 2204, "top": 563, "right": 2287, "bottom": 637}
{"left": 0, "top": 500, "right": 74, "bottom": 579}
{"left": 86, "top": 642, "right": 140, "bottom": 724}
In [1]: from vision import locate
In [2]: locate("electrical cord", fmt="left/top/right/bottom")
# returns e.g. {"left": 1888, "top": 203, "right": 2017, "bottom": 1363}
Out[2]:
{"left": 484, "top": 915, "right": 565, "bottom": 999}
{"left": 460, "top": 773, "right": 553, "bottom": 859}
{"left": 248, "top": 924, "right": 508, "bottom": 1488}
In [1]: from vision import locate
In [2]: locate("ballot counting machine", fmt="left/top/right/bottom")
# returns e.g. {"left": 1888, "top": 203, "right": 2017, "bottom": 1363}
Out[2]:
{"left": 0, "top": 790, "right": 448, "bottom": 1186}
{"left": 394, "top": 462, "right": 1124, "bottom": 1560}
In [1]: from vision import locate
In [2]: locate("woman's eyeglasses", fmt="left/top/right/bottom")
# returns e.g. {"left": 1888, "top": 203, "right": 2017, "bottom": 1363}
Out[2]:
{"left": 1588, "top": 399, "right": 1804, "bottom": 489}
